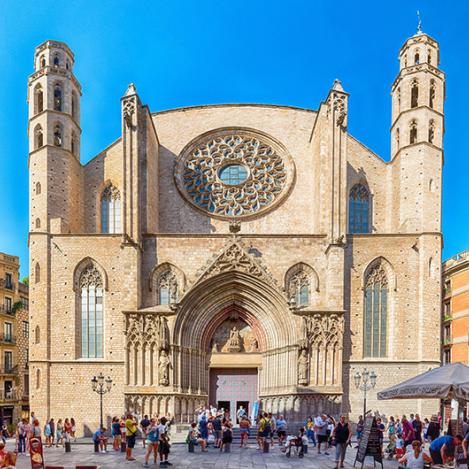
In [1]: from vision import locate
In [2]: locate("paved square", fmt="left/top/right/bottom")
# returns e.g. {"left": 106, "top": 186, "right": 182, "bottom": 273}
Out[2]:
{"left": 9, "top": 440, "right": 400, "bottom": 469}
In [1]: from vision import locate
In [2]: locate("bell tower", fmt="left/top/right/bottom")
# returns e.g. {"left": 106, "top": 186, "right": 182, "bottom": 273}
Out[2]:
{"left": 390, "top": 28, "right": 444, "bottom": 233}
{"left": 28, "top": 40, "right": 82, "bottom": 234}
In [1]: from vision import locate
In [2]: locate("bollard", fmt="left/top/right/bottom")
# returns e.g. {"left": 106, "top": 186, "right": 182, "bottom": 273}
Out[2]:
{"left": 263, "top": 440, "right": 269, "bottom": 453}
{"left": 188, "top": 442, "right": 195, "bottom": 453}
{"left": 64, "top": 441, "right": 71, "bottom": 453}
{"left": 224, "top": 443, "right": 231, "bottom": 453}
{"left": 94, "top": 441, "right": 99, "bottom": 453}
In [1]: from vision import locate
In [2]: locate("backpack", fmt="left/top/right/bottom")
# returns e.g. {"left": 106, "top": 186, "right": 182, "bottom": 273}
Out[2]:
{"left": 263, "top": 419, "right": 272, "bottom": 434}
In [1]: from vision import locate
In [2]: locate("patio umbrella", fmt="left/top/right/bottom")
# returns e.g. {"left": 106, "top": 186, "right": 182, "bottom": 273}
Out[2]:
{"left": 377, "top": 362, "right": 469, "bottom": 400}
{"left": 454, "top": 381, "right": 469, "bottom": 401}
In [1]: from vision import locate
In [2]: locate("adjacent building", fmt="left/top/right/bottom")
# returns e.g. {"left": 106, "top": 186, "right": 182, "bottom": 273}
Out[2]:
{"left": 29, "top": 28, "right": 444, "bottom": 434}
{"left": 442, "top": 251, "right": 469, "bottom": 365}
{"left": 0, "top": 253, "right": 29, "bottom": 424}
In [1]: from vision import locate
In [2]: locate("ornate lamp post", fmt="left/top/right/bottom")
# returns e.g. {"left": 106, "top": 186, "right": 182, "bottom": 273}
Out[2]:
{"left": 91, "top": 373, "right": 112, "bottom": 429}
{"left": 353, "top": 369, "right": 377, "bottom": 417}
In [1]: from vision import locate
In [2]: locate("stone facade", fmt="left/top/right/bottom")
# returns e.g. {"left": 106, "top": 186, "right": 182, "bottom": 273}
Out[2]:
{"left": 28, "top": 32, "right": 444, "bottom": 435}
{"left": 0, "top": 253, "right": 29, "bottom": 424}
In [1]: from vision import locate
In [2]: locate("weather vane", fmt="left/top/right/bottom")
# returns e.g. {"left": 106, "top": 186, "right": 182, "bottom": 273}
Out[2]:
{"left": 416, "top": 10, "right": 423, "bottom": 34}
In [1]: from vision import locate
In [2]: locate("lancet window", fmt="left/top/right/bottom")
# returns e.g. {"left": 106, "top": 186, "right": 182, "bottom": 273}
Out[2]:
{"left": 348, "top": 184, "right": 370, "bottom": 234}
{"left": 101, "top": 185, "right": 121, "bottom": 233}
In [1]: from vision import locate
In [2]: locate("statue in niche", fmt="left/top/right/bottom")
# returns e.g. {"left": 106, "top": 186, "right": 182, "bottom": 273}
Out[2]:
{"left": 158, "top": 350, "right": 172, "bottom": 386}
{"left": 211, "top": 341, "right": 218, "bottom": 353}
{"left": 227, "top": 326, "right": 242, "bottom": 352}
{"left": 249, "top": 337, "right": 259, "bottom": 352}
{"left": 159, "top": 317, "right": 169, "bottom": 351}
{"left": 298, "top": 349, "right": 309, "bottom": 386}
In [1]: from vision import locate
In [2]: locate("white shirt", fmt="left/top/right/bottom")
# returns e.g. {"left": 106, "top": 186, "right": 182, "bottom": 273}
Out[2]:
{"left": 406, "top": 451, "right": 424, "bottom": 469}
{"left": 157, "top": 424, "right": 167, "bottom": 441}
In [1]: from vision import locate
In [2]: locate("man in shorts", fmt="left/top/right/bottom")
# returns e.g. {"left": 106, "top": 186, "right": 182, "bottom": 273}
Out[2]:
{"left": 276, "top": 415, "right": 287, "bottom": 445}
{"left": 315, "top": 414, "right": 329, "bottom": 455}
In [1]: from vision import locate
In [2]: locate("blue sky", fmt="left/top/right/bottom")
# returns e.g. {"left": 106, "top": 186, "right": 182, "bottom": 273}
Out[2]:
{"left": 0, "top": 0, "right": 466, "bottom": 278}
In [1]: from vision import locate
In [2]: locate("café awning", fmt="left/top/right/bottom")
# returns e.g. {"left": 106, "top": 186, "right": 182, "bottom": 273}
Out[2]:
{"left": 377, "top": 363, "right": 469, "bottom": 400}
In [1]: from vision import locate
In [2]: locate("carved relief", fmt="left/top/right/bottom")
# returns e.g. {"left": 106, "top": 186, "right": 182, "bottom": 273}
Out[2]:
{"left": 122, "top": 99, "right": 136, "bottom": 127}
{"left": 210, "top": 318, "right": 259, "bottom": 353}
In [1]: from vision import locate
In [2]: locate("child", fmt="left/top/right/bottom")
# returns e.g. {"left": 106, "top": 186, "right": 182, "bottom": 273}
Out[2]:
{"left": 157, "top": 418, "right": 171, "bottom": 467}
{"left": 395, "top": 433, "right": 405, "bottom": 459}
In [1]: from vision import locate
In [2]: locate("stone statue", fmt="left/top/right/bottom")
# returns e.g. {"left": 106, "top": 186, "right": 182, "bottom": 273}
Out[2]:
{"left": 298, "top": 349, "right": 309, "bottom": 385}
{"left": 158, "top": 350, "right": 172, "bottom": 386}
{"left": 211, "top": 341, "right": 218, "bottom": 353}
{"left": 159, "top": 317, "right": 169, "bottom": 351}
{"left": 249, "top": 337, "right": 258, "bottom": 352}
{"left": 227, "top": 326, "right": 242, "bottom": 352}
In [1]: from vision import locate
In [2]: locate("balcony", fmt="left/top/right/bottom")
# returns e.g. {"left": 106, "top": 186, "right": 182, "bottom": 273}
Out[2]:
{"left": 0, "top": 333, "right": 15, "bottom": 345}
{"left": 0, "top": 279, "right": 15, "bottom": 291}
{"left": 0, "top": 306, "right": 15, "bottom": 317}
{"left": 0, "top": 365, "right": 16, "bottom": 376}
{"left": 0, "top": 390, "right": 19, "bottom": 401}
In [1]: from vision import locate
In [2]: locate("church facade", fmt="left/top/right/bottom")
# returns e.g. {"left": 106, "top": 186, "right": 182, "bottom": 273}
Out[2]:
{"left": 28, "top": 31, "right": 444, "bottom": 433}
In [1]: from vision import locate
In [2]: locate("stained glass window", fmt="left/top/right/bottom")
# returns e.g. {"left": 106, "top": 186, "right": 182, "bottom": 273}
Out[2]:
{"left": 349, "top": 184, "right": 370, "bottom": 234}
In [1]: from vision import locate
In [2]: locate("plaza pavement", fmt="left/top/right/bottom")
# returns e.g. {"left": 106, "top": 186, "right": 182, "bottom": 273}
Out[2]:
{"left": 8, "top": 439, "right": 401, "bottom": 469}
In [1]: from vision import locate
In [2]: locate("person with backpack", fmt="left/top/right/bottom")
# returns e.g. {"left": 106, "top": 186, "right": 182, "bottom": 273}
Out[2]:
{"left": 212, "top": 414, "right": 222, "bottom": 448}
{"left": 186, "top": 422, "right": 207, "bottom": 452}
{"left": 143, "top": 418, "right": 159, "bottom": 467}
{"left": 140, "top": 414, "right": 151, "bottom": 449}
{"left": 125, "top": 413, "right": 138, "bottom": 461}
{"left": 257, "top": 413, "right": 271, "bottom": 450}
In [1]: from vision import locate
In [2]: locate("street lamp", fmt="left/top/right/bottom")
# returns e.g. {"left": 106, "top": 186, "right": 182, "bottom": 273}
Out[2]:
{"left": 91, "top": 372, "right": 112, "bottom": 429}
{"left": 353, "top": 368, "right": 377, "bottom": 417}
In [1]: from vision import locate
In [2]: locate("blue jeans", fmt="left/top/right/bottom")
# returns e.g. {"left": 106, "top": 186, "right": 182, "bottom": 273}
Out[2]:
{"left": 18, "top": 434, "right": 26, "bottom": 453}
{"left": 306, "top": 429, "right": 316, "bottom": 445}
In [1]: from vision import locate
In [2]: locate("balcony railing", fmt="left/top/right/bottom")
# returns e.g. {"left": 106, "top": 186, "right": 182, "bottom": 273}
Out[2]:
{"left": 0, "top": 333, "right": 15, "bottom": 345}
{"left": 0, "top": 279, "right": 15, "bottom": 291}
{"left": 0, "top": 366, "right": 16, "bottom": 375}
{"left": 0, "top": 390, "right": 18, "bottom": 401}
{"left": 0, "top": 306, "right": 14, "bottom": 316}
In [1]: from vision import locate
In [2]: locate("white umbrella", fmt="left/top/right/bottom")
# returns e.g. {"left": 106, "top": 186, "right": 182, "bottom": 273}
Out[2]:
{"left": 377, "top": 363, "right": 469, "bottom": 400}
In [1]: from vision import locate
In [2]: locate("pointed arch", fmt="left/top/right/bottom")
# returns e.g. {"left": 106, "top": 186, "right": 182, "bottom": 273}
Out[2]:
{"left": 362, "top": 257, "right": 395, "bottom": 358}
{"left": 34, "top": 262, "right": 41, "bottom": 284}
{"left": 35, "top": 182, "right": 41, "bottom": 195}
{"left": 100, "top": 183, "right": 121, "bottom": 233}
{"left": 429, "top": 79, "right": 436, "bottom": 108}
{"left": 53, "top": 122, "right": 63, "bottom": 147}
{"left": 35, "top": 218, "right": 41, "bottom": 229}
{"left": 409, "top": 119, "right": 418, "bottom": 144}
{"left": 34, "top": 84, "right": 43, "bottom": 114}
{"left": 411, "top": 79, "right": 419, "bottom": 108}
{"left": 284, "top": 262, "right": 319, "bottom": 306}
{"left": 150, "top": 262, "right": 186, "bottom": 305}
{"left": 73, "top": 257, "right": 109, "bottom": 292}
{"left": 34, "top": 325, "right": 40, "bottom": 345}
{"left": 34, "top": 124, "right": 43, "bottom": 149}
{"left": 53, "top": 82, "right": 63, "bottom": 111}
{"left": 428, "top": 119, "right": 435, "bottom": 144}
{"left": 348, "top": 183, "right": 370, "bottom": 233}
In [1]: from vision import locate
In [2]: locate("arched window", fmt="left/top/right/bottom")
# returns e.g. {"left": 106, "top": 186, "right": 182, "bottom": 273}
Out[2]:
{"left": 35, "top": 325, "right": 40, "bottom": 344}
{"left": 35, "top": 182, "right": 41, "bottom": 195}
{"left": 36, "top": 369, "right": 41, "bottom": 389}
{"left": 409, "top": 120, "right": 418, "bottom": 144}
{"left": 414, "top": 50, "right": 420, "bottom": 64}
{"left": 34, "top": 84, "right": 43, "bottom": 114}
{"left": 429, "top": 80, "right": 436, "bottom": 108}
{"left": 53, "top": 123, "right": 62, "bottom": 147}
{"left": 411, "top": 80, "right": 419, "bottom": 108}
{"left": 348, "top": 184, "right": 370, "bottom": 234}
{"left": 428, "top": 120, "right": 435, "bottom": 144}
{"left": 101, "top": 185, "right": 121, "bottom": 233}
{"left": 71, "top": 131, "right": 77, "bottom": 156}
{"left": 54, "top": 84, "right": 63, "bottom": 111}
{"left": 35, "top": 218, "right": 41, "bottom": 229}
{"left": 34, "top": 125, "right": 43, "bottom": 149}
{"left": 364, "top": 262, "right": 388, "bottom": 357}
{"left": 156, "top": 270, "right": 178, "bottom": 305}
{"left": 79, "top": 263, "right": 104, "bottom": 358}
{"left": 72, "top": 91, "right": 78, "bottom": 120}
{"left": 53, "top": 53, "right": 60, "bottom": 67}
{"left": 40, "top": 55, "right": 46, "bottom": 68}
{"left": 288, "top": 270, "right": 310, "bottom": 306}
{"left": 34, "top": 263, "right": 40, "bottom": 283}
{"left": 66, "top": 61, "right": 70, "bottom": 70}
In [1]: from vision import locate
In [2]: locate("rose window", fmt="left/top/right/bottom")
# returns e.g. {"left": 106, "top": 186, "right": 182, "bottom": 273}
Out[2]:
{"left": 174, "top": 129, "right": 295, "bottom": 218}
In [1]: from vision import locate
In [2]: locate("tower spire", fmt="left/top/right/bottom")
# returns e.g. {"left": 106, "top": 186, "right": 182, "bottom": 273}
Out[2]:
{"left": 416, "top": 10, "right": 423, "bottom": 35}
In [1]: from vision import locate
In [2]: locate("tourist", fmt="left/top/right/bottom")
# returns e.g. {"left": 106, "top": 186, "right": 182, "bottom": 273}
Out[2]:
{"left": 285, "top": 427, "right": 307, "bottom": 458}
{"left": 305, "top": 417, "right": 316, "bottom": 446}
{"left": 70, "top": 417, "right": 77, "bottom": 442}
{"left": 0, "top": 442, "right": 7, "bottom": 465}
{"left": 32, "top": 419, "right": 41, "bottom": 439}
{"left": 269, "top": 412, "right": 277, "bottom": 445}
{"left": 429, "top": 434, "right": 463, "bottom": 465}
{"left": 395, "top": 433, "right": 405, "bottom": 459}
{"left": 462, "top": 430, "right": 469, "bottom": 459}
{"left": 396, "top": 418, "right": 402, "bottom": 435}
{"left": 0, "top": 425, "right": 9, "bottom": 444}
{"left": 220, "top": 422, "right": 233, "bottom": 452}
{"left": 56, "top": 419, "right": 64, "bottom": 447}
{"left": 239, "top": 415, "right": 250, "bottom": 448}
{"left": 355, "top": 415, "right": 364, "bottom": 448}
{"left": 198, "top": 413, "right": 208, "bottom": 442}
{"left": 402, "top": 416, "right": 415, "bottom": 449}
{"left": 398, "top": 440, "right": 432, "bottom": 469}
{"left": 212, "top": 413, "right": 222, "bottom": 448}
{"left": 187, "top": 422, "right": 207, "bottom": 452}
{"left": 16, "top": 419, "right": 28, "bottom": 454}
{"left": 333, "top": 415, "right": 352, "bottom": 469}
{"left": 125, "top": 413, "right": 138, "bottom": 461}
{"left": 256, "top": 413, "right": 271, "bottom": 450}
{"left": 49, "top": 418, "right": 55, "bottom": 446}
{"left": 140, "top": 414, "right": 150, "bottom": 448}
{"left": 30, "top": 412, "right": 36, "bottom": 425}
{"left": 376, "top": 417, "right": 385, "bottom": 453}
{"left": 426, "top": 415, "right": 440, "bottom": 442}
{"left": 423, "top": 417, "right": 429, "bottom": 441}
{"left": 111, "top": 417, "right": 121, "bottom": 451}
{"left": 63, "top": 418, "right": 72, "bottom": 443}
{"left": 276, "top": 415, "right": 287, "bottom": 446}
{"left": 44, "top": 420, "right": 52, "bottom": 447}
{"left": 1, "top": 451, "right": 16, "bottom": 469}
{"left": 143, "top": 418, "right": 160, "bottom": 467}
{"left": 157, "top": 417, "right": 171, "bottom": 467}
{"left": 92, "top": 426, "right": 108, "bottom": 453}
{"left": 326, "top": 415, "right": 336, "bottom": 450}
{"left": 463, "top": 416, "right": 469, "bottom": 437}
{"left": 412, "top": 414, "right": 423, "bottom": 443}
{"left": 315, "top": 414, "right": 329, "bottom": 455}
{"left": 387, "top": 416, "right": 396, "bottom": 440}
